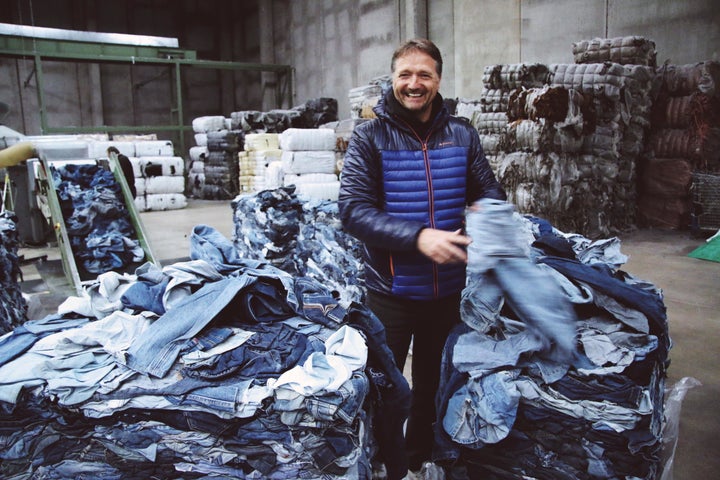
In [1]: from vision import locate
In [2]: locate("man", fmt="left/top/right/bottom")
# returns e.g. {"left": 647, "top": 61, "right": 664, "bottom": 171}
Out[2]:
{"left": 107, "top": 146, "right": 137, "bottom": 199}
{"left": 338, "top": 39, "right": 506, "bottom": 479}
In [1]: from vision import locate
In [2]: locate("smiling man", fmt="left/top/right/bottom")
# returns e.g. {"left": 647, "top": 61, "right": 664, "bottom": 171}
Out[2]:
{"left": 339, "top": 39, "right": 506, "bottom": 479}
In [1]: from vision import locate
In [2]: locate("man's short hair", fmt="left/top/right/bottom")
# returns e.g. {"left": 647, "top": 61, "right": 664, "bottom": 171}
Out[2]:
{"left": 107, "top": 146, "right": 120, "bottom": 155}
{"left": 391, "top": 38, "right": 443, "bottom": 77}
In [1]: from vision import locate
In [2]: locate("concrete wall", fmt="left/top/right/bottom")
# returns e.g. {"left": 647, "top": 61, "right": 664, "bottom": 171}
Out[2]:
{"left": 1, "top": 0, "right": 718, "bottom": 134}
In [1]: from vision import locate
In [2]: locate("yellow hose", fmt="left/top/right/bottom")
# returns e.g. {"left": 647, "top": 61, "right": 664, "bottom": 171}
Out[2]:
{"left": 0, "top": 142, "right": 36, "bottom": 168}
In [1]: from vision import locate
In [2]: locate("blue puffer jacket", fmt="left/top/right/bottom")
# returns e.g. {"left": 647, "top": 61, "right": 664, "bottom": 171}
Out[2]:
{"left": 339, "top": 94, "right": 506, "bottom": 300}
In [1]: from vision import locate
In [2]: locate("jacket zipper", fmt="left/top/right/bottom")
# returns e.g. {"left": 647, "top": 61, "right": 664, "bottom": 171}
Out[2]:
{"left": 399, "top": 119, "right": 441, "bottom": 298}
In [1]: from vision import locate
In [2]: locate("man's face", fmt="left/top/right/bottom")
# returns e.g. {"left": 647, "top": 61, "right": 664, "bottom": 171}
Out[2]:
{"left": 392, "top": 50, "right": 441, "bottom": 123}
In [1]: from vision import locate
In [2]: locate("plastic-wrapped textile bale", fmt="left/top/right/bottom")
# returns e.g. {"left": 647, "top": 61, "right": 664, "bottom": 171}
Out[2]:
{"left": 549, "top": 63, "right": 626, "bottom": 101}
{"left": 507, "top": 85, "right": 570, "bottom": 123}
{"left": 472, "top": 111, "right": 509, "bottom": 134}
{"left": 284, "top": 173, "right": 341, "bottom": 202}
{"left": 278, "top": 128, "right": 340, "bottom": 202}
{"left": 654, "top": 61, "right": 720, "bottom": 98}
{"left": 506, "top": 119, "right": 555, "bottom": 153}
{"left": 134, "top": 140, "right": 174, "bottom": 157}
{"left": 192, "top": 115, "right": 226, "bottom": 134}
{"left": 479, "top": 133, "right": 509, "bottom": 155}
{"left": 135, "top": 176, "right": 185, "bottom": 196}
{"left": 279, "top": 128, "right": 337, "bottom": 152}
{"left": 482, "top": 63, "right": 550, "bottom": 90}
{"left": 478, "top": 89, "right": 509, "bottom": 113}
{"left": 456, "top": 99, "right": 483, "bottom": 120}
{"left": 348, "top": 75, "right": 390, "bottom": 120}
{"left": 206, "top": 130, "right": 243, "bottom": 153}
{"left": 88, "top": 140, "right": 135, "bottom": 159}
{"left": 281, "top": 151, "right": 337, "bottom": 176}
{"left": 131, "top": 156, "right": 187, "bottom": 212}
{"left": 294, "top": 97, "right": 339, "bottom": 128}
{"left": 244, "top": 132, "right": 280, "bottom": 151}
{"left": 572, "top": 35, "right": 657, "bottom": 66}
{"left": 238, "top": 133, "right": 282, "bottom": 193}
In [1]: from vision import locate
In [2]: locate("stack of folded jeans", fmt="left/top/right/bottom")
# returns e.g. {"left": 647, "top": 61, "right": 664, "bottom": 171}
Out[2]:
{"left": 0, "top": 224, "right": 407, "bottom": 479}
{"left": 434, "top": 199, "right": 669, "bottom": 479}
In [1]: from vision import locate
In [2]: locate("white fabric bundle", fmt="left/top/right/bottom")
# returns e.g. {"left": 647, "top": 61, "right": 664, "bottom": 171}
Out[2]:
{"left": 189, "top": 146, "right": 208, "bottom": 162}
{"left": 134, "top": 141, "right": 174, "bottom": 157}
{"left": 141, "top": 156, "right": 184, "bottom": 177}
{"left": 279, "top": 128, "right": 336, "bottom": 151}
{"left": 244, "top": 133, "right": 280, "bottom": 151}
{"left": 135, "top": 176, "right": 186, "bottom": 196}
{"left": 283, "top": 173, "right": 338, "bottom": 186}
{"left": 190, "top": 161, "right": 205, "bottom": 174}
{"left": 281, "top": 151, "right": 337, "bottom": 175}
{"left": 239, "top": 175, "right": 266, "bottom": 192}
{"left": 265, "top": 161, "right": 285, "bottom": 189}
{"left": 141, "top": 193, "right": 188, "bottom": 211}
{"left": 128, "top": 157, "right": 144, "bottom": 178}
{"left": 90, "top": 141, "right": 135, "bottom": 158}
{"left": 192, "top": 116, "right": 226, "bottom": 133}
{"left": 194, "top": 133, "right": 207, "bottom": 147}
{"left": 188, "top": 172, "right": 205, "bottom": 197}
{"left": 293, "top": 181, "right": 341, "bottom": 202}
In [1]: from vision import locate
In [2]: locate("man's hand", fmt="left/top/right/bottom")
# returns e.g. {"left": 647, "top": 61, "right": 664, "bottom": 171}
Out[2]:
{"left": 416, "top": 228, "right": 472, "bottom": 264}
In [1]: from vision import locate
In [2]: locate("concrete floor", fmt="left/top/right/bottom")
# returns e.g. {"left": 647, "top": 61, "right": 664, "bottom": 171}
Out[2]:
{"left": 17, "top": 198, "right": 720, "bottom": 479}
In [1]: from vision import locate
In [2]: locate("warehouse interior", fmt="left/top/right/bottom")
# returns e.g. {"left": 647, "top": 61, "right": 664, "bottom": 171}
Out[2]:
{"left": 1, "top": 0, "right": 719, "bottom": 479}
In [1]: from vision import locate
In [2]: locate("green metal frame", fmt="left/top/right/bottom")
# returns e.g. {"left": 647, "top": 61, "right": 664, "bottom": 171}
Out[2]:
{"left": 0, "top": 32, "right": 293, "bottom": 153}
{"left": 35, "top": 153, "right": 161, "bottom": 294}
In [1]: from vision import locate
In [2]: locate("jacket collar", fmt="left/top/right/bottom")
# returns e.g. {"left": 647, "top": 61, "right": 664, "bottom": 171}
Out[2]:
{"left": 374, "top": 88, "right": 448, "bottom": 138}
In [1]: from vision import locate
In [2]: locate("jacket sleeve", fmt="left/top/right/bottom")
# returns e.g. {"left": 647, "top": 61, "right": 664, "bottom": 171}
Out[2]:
{"left": 466, "top": 127, "right": 507, "bottom": 203}
{"left": 338, "top": 123, "right": 426, "bottom": 251}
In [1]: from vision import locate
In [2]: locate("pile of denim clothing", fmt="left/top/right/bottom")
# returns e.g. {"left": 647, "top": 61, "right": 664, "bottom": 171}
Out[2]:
{"left": 0, "top": 211, "right": 27, "bottom": 334}
{"left": 53, "top": 162, "right": 145, "bottom": 276}
{"left": 0, "top": 224, "right": 408, "bottom": 479}
{"left": 434, "top": 199, "right": 669, "bottom": 479}
{"left": 231, "top": 186, "right": 365, "bottom": 303}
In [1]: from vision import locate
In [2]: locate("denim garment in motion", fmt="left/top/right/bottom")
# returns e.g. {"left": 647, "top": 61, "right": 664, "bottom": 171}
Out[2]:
{"left": 464, "top": 198, "right": 577, "bottom": 361}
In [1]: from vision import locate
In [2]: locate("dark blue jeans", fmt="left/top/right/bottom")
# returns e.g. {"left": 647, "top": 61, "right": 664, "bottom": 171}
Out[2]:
{"left": 367, "top": 290, "right": 461, "bottom": 474}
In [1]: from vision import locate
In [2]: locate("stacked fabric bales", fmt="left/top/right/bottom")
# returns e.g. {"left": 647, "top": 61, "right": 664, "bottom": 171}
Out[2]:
{"left": 280, "top": 128, "right": 340, "bottom": 202}
{"left": 0, "top": 225, "right": 402, "bottom": 479}
{"left": 435, "top": 202, "right": 669, "bottom": 479}
{"left": 639, "top": 61, "right": 720, "bottom": 229}
{"left": 475, "top": 37, "right": 656, "bottom": 239}
{"left": 190, "top": 99, "right": 340, "bottom": 201}
{"left": 189, "top": 115, "right": 229, "bottom": 199}
{"left": 348, "top": 75, "right": 391, "bottom": 120}
{"left": 238, "top": 133, "right": 282, "bottom": 194}
{"left": 0, "top": 211, "right": 27, "bottom": 334}
{"left": 117, "top": 140, "right": 187, "bottom": 212}
{"left": 204, "top": 126, "right": 244, "bottom": 200}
